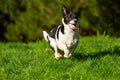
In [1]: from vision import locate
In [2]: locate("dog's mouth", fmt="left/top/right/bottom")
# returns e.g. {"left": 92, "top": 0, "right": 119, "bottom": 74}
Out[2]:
{"left": 68, "top": 23, "right": 77, "bottom": 31}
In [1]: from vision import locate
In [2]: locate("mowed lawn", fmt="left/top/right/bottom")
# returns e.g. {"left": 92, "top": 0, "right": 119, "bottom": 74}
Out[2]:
{"left": 0, "top": 36, "right": 120, "bottom": 80}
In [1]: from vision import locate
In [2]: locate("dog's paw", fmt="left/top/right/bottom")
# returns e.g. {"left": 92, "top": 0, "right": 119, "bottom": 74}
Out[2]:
{"left": 55, "top": 54, "right": 62, "bottom": 60}
{"left": 64, "top": 53, "right": 72, "bottom": 58}
{"left": 55, "top": 56, "right": 62, "bottom": 60}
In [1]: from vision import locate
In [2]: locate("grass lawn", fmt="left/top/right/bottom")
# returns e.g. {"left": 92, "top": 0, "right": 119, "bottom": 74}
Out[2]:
{"left": 0, "top": 36, "right": 120, "bottom": 80}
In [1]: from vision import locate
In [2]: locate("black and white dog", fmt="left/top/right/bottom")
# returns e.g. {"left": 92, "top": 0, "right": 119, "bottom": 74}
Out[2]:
{"left": 43, "top": 5, "right": 80, "bottom": 59}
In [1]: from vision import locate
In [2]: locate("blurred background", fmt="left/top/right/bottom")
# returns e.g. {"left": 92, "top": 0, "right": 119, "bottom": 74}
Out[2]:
{"left": 0, "top": 0, "right": 120, "bottom": 42}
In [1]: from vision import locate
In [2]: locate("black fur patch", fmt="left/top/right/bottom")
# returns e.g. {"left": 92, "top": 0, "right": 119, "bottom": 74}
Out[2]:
{"left": 56, "top": 25, "right": 65, "bottom": 39}
{"left": 49, "top": 27, "right": 57, "bottom": 38}
{"left": 60, "top": 24, "right": 65, "bottom": 34}
{"left": 49, "top": 25, "right": 65, "bottom": 40}
{"left": 57, "top": 27, "right": 60, "bottom": 39}
{"left": 47, "top": 36, "right": 50, "bottom": 43}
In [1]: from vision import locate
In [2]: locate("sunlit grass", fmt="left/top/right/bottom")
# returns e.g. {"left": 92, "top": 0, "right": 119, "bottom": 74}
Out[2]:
{"left": 0, "top": 36, "right": 120, "bottom": 80}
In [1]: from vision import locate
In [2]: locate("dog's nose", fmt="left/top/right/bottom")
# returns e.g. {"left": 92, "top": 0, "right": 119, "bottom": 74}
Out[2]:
{"left": 74, "top": 19, "right": 77, "bottom": 23}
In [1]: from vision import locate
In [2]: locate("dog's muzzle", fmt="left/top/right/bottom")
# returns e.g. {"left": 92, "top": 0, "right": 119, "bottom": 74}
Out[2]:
{"left": 68, "top": 19, "right": 78, "bottom": 31}
{"left": 68, "top": 23, "right": 77, "bottom": 31}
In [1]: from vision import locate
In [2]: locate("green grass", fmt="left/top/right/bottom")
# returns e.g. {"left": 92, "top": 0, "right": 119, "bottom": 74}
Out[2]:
{"left": 0, "top": 36, "right": 120, "bottom": 80}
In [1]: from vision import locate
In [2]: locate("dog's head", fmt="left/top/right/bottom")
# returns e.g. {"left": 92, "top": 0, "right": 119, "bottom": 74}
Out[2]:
{"left": 62, "top": 5, "right": 81, "bottom": 31}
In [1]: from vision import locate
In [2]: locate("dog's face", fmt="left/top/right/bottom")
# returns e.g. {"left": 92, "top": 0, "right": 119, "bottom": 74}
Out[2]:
{"left": 62, "top": 5, "right": 80, "bottom": 31}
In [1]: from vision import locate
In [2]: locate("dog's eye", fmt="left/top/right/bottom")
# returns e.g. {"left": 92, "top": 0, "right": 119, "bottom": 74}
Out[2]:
{"left": 70, "top": 14, "right": 72, "bottom": 17}
{"left": 65, "top": 16, "right": 70, "bottom": 20}
{"left": 74, "top": 15, "right": 78, "bottom": 19}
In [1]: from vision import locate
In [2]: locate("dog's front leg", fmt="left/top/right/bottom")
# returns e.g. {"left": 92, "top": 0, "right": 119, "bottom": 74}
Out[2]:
{"left": 64, "top": 50, "right": 69, "bottom": 58}
{"left": 53, "top": 46, "right": 62, "bottom": 60}
{"left": 64, "top": 47, "right": 70, "bottom": 58}
{"left": 68, "top": 49, "right": 75, "bottom": 57}
{"left": 49, "top": 39, "right": 62, "bottom": 60}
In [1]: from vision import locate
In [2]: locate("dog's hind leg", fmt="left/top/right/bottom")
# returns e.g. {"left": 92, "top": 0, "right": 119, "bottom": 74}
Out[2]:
{"left": 48, "top": 37, "right": 62, "bottom": 60}
{"left": 52, "top": 45, "right": 62, "bottom": 60}
{"left": 54, "top": 47, "right": 62, "bottom": 60}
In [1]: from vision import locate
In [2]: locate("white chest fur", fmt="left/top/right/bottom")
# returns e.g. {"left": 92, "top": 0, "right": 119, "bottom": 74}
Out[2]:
{"left": 65, "top": 29, "right": 79, "bottom": 46}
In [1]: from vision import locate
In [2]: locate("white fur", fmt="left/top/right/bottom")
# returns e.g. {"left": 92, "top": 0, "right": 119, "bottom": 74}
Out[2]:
{"left": 69, "top": 19, "right": 77, "bottom": 24}
{"left": 43, "top": 31, "right": 49, "bottom": 42}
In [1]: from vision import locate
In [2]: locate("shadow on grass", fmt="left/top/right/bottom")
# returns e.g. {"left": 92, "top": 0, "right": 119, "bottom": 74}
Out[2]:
{"left": 73, "top": 46, "right": 120, "bottom": 60}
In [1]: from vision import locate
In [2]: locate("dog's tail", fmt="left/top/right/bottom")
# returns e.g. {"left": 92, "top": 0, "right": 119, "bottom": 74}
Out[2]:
{"left": 43, "top": 31, "right": 49, "bottom": 42}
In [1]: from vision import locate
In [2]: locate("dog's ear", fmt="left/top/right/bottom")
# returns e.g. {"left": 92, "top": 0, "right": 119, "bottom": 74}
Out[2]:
{"left": 75, "top": 8, "right": 82, "bottom": 17}
{"left": 62, "top": 5, "right": 69, "bottom": 17}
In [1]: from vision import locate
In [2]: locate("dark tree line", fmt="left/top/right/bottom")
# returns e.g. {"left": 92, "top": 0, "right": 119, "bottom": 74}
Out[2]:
{"left": 0, "top": 0, "right": 120, "bottom": 42}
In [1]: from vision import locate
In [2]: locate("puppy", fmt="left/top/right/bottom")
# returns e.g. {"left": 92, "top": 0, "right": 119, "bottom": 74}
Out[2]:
{"left": 43, "top": 5, "right": 80, "bottom": 59}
